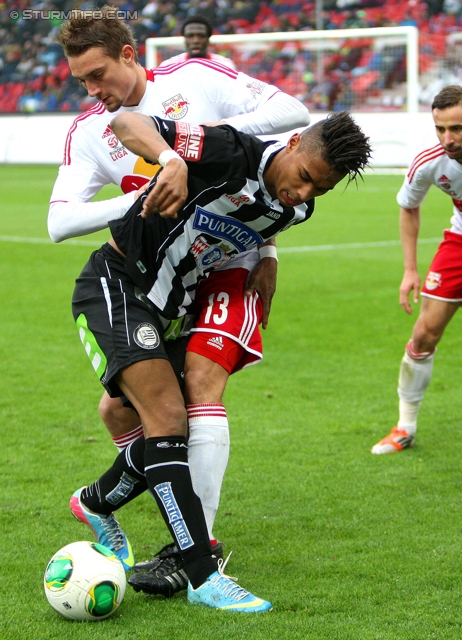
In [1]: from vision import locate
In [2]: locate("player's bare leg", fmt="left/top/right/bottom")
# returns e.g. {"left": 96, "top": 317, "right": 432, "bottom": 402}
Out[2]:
{"left": 372, "top": 297, "right": 459, "bottom": 454}
{"left": 71, "top": 358, "right": 187, "bottom": 570}
{"left": 129, "top": 353, "right": 229, "bottom": 593}
{"left": 75, "top": 358, "right": 272, "bottom": 611}
{"left": 99, "top": 392, "right": 143, "bottom": 451}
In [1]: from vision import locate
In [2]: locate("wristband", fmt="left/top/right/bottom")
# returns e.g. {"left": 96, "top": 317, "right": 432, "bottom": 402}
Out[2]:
{"left": 158, "top": 149, "right": 182, "bottom": 167}
{"left": 258, "top": 245, "right": 278, "bottom": 261}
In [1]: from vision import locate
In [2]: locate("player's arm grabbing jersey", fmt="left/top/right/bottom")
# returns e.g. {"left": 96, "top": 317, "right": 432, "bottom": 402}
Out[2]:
{"left": 398, "top": 142, "right": 462, "bottom": 234}
{"left": 48, "top": 60, "right": 309, "bottom": 243}
{"left": 109, "top": 118, "right": 314, "bottom": 318}
{"left": 48, "top": 104, "right": 141, "bottom": 242}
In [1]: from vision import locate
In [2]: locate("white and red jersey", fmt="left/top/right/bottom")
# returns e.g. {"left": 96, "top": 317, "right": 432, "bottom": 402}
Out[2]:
{"left": 159, "top": 52, "right": 237, "bottom": 70}
{"left": 48, "top": 58, "right": 310, "bottom": 244}
{"left": 187, "top": 267, "right": 263, "bottom": 373}
{"left": 397, "top": 143, "right": 462, "bottom": 235}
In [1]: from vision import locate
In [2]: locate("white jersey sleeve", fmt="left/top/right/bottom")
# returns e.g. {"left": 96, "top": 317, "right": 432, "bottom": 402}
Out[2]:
{"left": 396, "top": 145, "right": 447, "bottom": 209}
{"left": 48, "top": 108, "right": 137, "bottom": 242}
{"left": 223, "top": 89, "right": 309, "bottom": 135}
{"left": 397, "top": 162, "right": 434, "bottom": 209}
{"left": 48, "top": 189, "right": 135, "bottom": 242}
{"left": 397, "top": 143, "right": 462, "bottom": 234}
{"left": 187, "top": 64, "right": 310, "bottom": 134}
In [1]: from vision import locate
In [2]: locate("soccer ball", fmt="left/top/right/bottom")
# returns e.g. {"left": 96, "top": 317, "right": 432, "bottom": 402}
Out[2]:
{"left": 44, "top": 541, "right": 126, "bottom": 621}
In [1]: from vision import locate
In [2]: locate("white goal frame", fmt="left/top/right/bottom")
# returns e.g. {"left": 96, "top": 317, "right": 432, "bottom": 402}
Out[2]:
{"left": 146, "top": 26, "right": 419, "bottom": 113}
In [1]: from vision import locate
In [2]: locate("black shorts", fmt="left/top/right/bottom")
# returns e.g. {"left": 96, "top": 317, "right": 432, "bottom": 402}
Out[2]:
{"left": 72, "top": 243, "right": 187, "bottom": 398}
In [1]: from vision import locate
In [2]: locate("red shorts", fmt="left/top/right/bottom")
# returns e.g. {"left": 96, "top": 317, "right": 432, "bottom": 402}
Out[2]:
{"left": 422, "top": 229, "right": 462, "bottom": 302}
{"left": 186, "top": 268, "right": 263, "bottom": 374}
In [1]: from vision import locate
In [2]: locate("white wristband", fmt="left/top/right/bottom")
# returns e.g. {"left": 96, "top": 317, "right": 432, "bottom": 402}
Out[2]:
{"left": 258, "top": 245, "right": 278, "bottom": 261}
{"left": 158, "top": 149, "right": 182, "bottom": 167}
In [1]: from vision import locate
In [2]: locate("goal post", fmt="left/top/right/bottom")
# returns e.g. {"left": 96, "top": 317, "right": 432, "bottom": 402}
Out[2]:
{"left": 145, "top": 26, "right": 419, "bottom": 114}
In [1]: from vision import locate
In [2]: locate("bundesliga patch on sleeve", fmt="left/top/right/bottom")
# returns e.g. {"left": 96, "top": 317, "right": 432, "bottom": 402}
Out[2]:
{"left": 174, "top": 122, "right": 204, "bottom": 161}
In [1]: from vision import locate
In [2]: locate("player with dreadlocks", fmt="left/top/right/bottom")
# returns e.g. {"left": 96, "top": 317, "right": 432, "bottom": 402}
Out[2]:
{"left": 69, "top": 110, "right": 371, "bottom": 611}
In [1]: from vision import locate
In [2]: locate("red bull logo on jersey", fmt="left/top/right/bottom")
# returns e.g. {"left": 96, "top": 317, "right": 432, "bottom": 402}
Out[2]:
{"left": 162, "top": 93, "right": 189, "bottom": 120}
{"left": 437, "top": 174, "right": 454, "bottom": 192}
{"left": 425, "top": 271, "right": 442, "bottom": 291}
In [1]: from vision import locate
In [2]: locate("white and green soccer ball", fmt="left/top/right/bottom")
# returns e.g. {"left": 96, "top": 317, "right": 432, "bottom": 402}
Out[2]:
{"left": 44, "top": 541, "right": 126, "bottom": 621}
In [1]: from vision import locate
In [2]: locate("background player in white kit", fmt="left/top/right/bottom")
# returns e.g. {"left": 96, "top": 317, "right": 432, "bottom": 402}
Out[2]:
{"left": 49, "top": 5, "right": 310, "bottom": 592}
{"left": 159, "top": 14, "right": 236, "bottom": 70}
{"left": 372, "top": 85, "right": 462, "bottom": 454}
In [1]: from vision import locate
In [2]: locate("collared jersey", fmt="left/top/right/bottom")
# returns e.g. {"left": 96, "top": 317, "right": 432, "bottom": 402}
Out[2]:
{"left": 397, "top": 143, "right": 462, "bottom": 234}
{"left": 159, "top": 52, "right": 237, "bottom": 70}
{"left": 109, "top": 118, "right": 314, "bottom": 319}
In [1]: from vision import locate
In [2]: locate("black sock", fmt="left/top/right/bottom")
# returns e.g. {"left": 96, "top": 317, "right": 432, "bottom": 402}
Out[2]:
{"left": 144, "top": 436, "right": 217, "bottom": 588}
{"left": 81, "top": 436, "right": 148, "bottom": 515}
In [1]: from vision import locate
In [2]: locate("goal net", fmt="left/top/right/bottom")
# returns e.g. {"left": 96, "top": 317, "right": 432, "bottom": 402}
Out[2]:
{"left": 145, "top": 26, "right": 419, "bottom": 114}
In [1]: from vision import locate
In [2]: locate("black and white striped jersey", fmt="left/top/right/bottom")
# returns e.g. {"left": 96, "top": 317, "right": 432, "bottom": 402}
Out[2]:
{"left": 110, "top": 117, "right": 314, "bottom": 318}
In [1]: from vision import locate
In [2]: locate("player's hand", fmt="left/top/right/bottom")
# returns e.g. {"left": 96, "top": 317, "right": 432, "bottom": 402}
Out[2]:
{"left": 141, "top": 159, "right": 188, "bottom": 219}
{"left": 135, "top": 181, "right": 151, "bottom": 199}
{"left": 245, "top": 257, "right": 277, "bottom": 329}
{"left": 399, "top": 269, "right": 421, "bottom": 314}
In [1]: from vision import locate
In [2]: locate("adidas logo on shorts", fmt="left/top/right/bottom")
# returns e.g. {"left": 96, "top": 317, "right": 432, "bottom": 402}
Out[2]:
{"left": 207, "top": 336, "right": 224, "bottom": 350}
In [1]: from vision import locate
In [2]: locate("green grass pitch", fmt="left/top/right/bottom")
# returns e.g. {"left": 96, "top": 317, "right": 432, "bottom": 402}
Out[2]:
{"left": 1, "top": 164, "right": 461, "bottom": 639}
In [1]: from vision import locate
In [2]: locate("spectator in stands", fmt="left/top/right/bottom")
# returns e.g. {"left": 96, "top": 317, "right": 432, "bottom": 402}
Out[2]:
{"left": 3, "top": 0, "right": 462, "bottom": 112}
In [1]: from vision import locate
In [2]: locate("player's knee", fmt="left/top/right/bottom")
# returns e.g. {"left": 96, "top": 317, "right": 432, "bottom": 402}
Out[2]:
{"left": 184, "top": 360, "right": 227, "bottom": 405}
{"left": 143, "top": 401, "right": 187, "bottom": 437}
{"left": 98, "top": 393, "right": 116, "bottom": 426}
{"left": 406, "top": 338, "right": 436, "bottom": 361}
{"left": 184, "top": 369, "right": 211, "bottom": 404}
{"left": 410, "top": 326, "right": 440, "bottom": 353}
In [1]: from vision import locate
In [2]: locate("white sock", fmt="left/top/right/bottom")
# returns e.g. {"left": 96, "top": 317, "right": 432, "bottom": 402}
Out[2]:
{"left": 397, "top": 343, "right": 435, "bottom": 434}
{"left": 111, "top": 424, "right": 143, "bottom": 452}
{"left": 397, "top": 399, "right": 421, "bottom": 434}
{"left": 187, "top": 404, "right": 229, "bottom": 541}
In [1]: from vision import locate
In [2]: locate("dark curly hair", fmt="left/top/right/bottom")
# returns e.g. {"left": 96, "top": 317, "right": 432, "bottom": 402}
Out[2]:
{"left": 300, "top": 111, "right": 372, "bottom": 184}
{"left": 181, "top": 15, "right": 213, "bottom": 38}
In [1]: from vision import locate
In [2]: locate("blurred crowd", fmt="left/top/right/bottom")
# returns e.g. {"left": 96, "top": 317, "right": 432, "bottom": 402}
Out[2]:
{"left": 1, "top": 0, "right": 462, "bottom": 112}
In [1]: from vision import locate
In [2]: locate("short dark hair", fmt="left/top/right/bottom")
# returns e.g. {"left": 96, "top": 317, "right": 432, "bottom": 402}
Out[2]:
{"left": 300, "top": 111, "right": 372, "bottom": 184}
{"left": 57, "top": 4, "right": 138, "bottom": 62}
{"left": 431, "top": 84, "right": 462, "bottom": 111}
{"left": 181, "top": 15, "right": 212, "bottom": 38}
